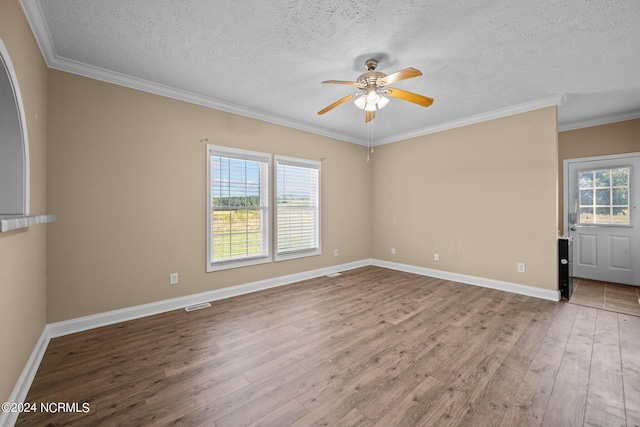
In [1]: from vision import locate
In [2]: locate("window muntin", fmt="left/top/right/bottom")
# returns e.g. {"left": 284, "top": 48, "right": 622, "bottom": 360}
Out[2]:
{"left": 207, "top": 145, "right": 270, "bottom": 271}
{"left": 275, "top": 156, "right": 321, "bottom": 261}
{"left": 578, "top": 167, "right": 630, "bottom": 225}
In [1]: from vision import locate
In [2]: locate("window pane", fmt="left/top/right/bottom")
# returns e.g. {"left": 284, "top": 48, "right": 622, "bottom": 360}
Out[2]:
{"left": 213, "top": 234, "right": 231, "bottom": 260}
{"left": 214, "top": 157, "right": 264, "bottom": 209}
{"left": 580, "top": 207, "right": 594, "bottom": 224}
{"left": 223, "top": 210, "right": 263, "bottom": 257}
{"left": 580, "top": 189, "right": 593, "bottom": 205}
{"left": 595, "top": 207, "right": 611, "bottom": 223}
{"left": 212, "top": 210, "right": 231, "bottom": 233}
{"left": 277, "top": 208, "right": 316, "bottom": 252}
{"left": 595, "top": 170, "right": 610, "bottom": 187}
{"left": 595, "top": 189, "right": 610, "bottom": 205}
{"left": 612, "top": 168, "right": 628, "bottom": 186}
{"left": 613, "top": 188, "right": 628, "bottom": 205}
{"left": 613, "top": 207, "right": 629, "bottom": 224}
{"left": 579, "top": 172, "right": 593, "bottom": 188}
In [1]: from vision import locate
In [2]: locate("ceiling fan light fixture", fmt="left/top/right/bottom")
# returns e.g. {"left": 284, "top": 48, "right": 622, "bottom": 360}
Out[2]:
{"left": 366, "top": 89, "right": 378, "bottom": 103}
{"left": 354, "top": 94, "right": 367, "bottom": 109}
{"left": 377, "top": 95, "right": 389, "bottom": 109}
{"left": 355, "top": 89, "right": 389, "bottom": 111}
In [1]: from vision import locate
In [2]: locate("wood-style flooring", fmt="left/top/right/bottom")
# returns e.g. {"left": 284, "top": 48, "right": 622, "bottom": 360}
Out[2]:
{"left": 570, "top": 277, "right": 640, "bottom": 317}
{"left": 16, "top": 266, "right": 640, "bottom": 426}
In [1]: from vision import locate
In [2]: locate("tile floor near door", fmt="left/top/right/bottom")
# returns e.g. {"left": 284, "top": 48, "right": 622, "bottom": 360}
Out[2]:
{"left": 570, "top": 278, "right": 640, "bottom": 317}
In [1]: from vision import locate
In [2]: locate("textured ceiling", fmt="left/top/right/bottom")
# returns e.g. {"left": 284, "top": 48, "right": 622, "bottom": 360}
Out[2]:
{"left": 20, "top": 0, "right": 640, "bottom": 145}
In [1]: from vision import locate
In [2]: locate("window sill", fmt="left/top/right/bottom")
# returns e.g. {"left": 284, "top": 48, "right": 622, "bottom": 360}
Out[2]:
{"left": 0, "top": 214, "right": 56, "bottom": 232}
{"left": 275, "top": 249, "right": 321, "bottom": 262}
{"left": 207, "top": 256, "right": 272, "bottom": 272}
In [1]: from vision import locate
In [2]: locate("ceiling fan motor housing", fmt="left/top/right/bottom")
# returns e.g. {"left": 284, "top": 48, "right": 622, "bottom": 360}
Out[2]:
{"left": 358, "top": 59, "right": 386, "bottom": 88}
{"left": 358, "top": 71, "right": 385, "bottom": 88}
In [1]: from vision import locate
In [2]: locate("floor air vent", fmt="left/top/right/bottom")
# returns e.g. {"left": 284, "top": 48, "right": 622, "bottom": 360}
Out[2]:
{"left": 326, "top": 272, "right": 342, "bottom": 277}
{"left": 185, "top": 302, "right": 211, "bottom": 312}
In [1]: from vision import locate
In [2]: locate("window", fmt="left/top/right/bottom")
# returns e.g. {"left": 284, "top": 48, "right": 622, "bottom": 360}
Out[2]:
{"left": 275, "top": 156, "right": 321, "bottom": 261}
{"left": 0, "top": 39, "right": 30, "bottom": 215}
{"left": 578, "top": 167, "right": 630, "bottom": 225}
{"left": 207, "top": 145, "right": 271, "bottom": 271}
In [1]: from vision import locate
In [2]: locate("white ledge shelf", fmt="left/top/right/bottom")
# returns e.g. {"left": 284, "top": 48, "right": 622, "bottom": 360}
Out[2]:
{"left": 0, "top": 214, "right": 56, "bottom": 232}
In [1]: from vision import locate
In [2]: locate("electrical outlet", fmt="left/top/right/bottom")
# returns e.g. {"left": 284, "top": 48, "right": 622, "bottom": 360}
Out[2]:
{"left": 334, "top": 249, "right": 339, "bottom": 256}
{"left": 434, "top": 253, "right": 439, "bottom": 261}
{"left": 517, "top": 263, "right": 526, "bottom": 273}
{"left": 170, "top": 273, "right": 179, "bottom": 284}
{"left": 391, "top": 248, "right": 396, "bottom": 255}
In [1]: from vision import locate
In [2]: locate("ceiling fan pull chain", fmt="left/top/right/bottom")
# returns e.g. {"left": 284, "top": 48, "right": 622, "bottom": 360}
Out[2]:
{"left": 370, "top": 119, "right": 374, "bottom": 154}
{"left": 367, "top": 120, "right": 371, "bottom": 162}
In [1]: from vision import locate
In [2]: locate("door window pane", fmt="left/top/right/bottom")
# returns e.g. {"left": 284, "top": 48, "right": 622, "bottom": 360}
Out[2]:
{"left": 612, "top": 168, "right": 628, "bottom": 186}
{"left": 579, "top": 172, "right": 593, "bottom": 188}
{"left": 595, "top": 170, "right": 610, "bottom": 187}
{"left": 613, "top": 188, "right": 628, "bottom": 205}
{"left": 580, "top": 207, "right": 594, "bottom": 224}
{"left": 577, "top": 167, "right": 630, "bottom": 225}
{"left": 595, "top": 189, "right": 610, "bottom": 205}
{"left": 580, "top": 190, "right": 593, "bottom": 205}
{"left": 596, "top": 207, "right": 611, "bottom": 223}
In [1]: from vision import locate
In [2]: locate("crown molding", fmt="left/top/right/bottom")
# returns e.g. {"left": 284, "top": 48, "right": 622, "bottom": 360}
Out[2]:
{"left": 19, "top": 0, "right": 56, "bottom": 63}
{"left": 558, "top": 109, "right": 640, "bottom": 132}
{"left": 50, "top": 55, "right": 365, "bottom": 145}
{"left": 373, "top": 94, "right": 566, "bottom": 146}
{"left": 40, "top": 50, "right": 569, "bottom": 148}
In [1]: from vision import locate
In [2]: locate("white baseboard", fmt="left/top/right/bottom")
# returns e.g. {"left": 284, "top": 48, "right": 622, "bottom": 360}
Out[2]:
{"left": 0, "top": 328, "right": 50, "bottom": 427}
{"left": 47, "top": 259, "right": 372, "bottom": 338}
{"left": 4, "top": 257, "right": 559, "bottom": 426}
{"left": 372, "top": 259, "right": 561, "bottom": 302}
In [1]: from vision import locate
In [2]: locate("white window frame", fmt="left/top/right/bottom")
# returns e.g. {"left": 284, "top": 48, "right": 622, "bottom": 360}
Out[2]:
{"left": 274, "top": 155, "right": 321, "bottom": 261}
{"left": 206, "top": 145, "right": 271, "bottom": 271}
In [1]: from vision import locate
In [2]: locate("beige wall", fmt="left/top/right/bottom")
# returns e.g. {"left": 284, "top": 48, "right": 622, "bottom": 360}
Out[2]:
{"left": 558, "top": 119, "right": 640, "bottom": 232}
{"left": 0, "top": 1, "right": 49, "bottom": 401}
{"left": 370, "top": 107, "right": 559, "bottom": 290}
{"left": 46, "top": 74, "right": 562, "bottom": 324}
{"left": 47, "top": 70, "right": 372, "bottom": 322}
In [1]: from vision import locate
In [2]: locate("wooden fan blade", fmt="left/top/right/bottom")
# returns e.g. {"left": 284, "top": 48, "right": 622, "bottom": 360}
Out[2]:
{"left": 384, "top": 88, "right": 434, "bottom": 108}
{"left": 377, "top": 67, "right": 422, "bottom": 86}
{"left": 365, "top": 110, "right": 375, "bottom": 123}
{"left": 317, "top": 94, "right": 356, "bottom": 115}
{"left": 321, "top": 80, "right": 361, "bottom": 86}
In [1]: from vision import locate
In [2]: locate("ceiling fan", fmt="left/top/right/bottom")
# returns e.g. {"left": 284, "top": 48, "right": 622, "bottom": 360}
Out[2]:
{"left": 317, "top": 58, "right": 434, "bottom": 123}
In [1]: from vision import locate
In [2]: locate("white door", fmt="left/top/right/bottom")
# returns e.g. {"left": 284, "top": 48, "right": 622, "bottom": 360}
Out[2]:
{"left": 565, "top": 153, "right": 640, "bottom": 286}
